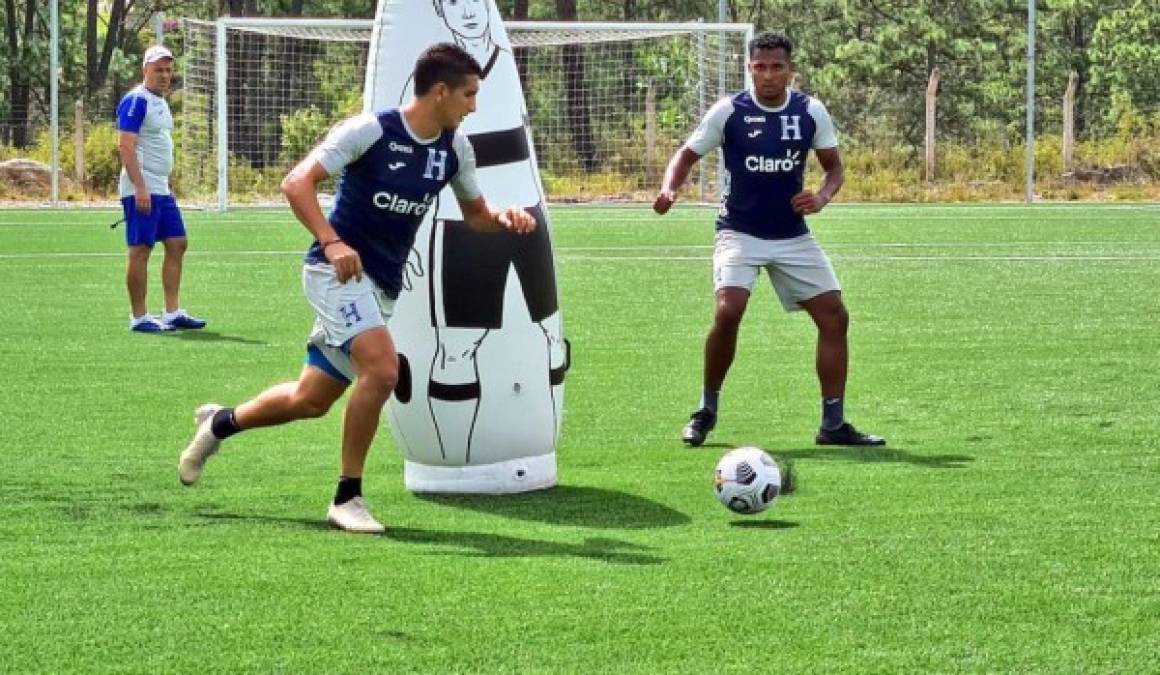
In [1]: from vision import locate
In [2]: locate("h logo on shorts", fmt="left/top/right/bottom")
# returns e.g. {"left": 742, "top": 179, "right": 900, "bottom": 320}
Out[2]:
{"left": 340, "top": 302, "right": 363, "bottom": 327}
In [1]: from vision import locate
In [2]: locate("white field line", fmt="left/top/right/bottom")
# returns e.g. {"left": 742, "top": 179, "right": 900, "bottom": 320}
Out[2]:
{"left": 2, "top": 202, "right": 1158, "bottom": 214}
{"left": 556, "top": 255, "right": 1160, "bottom": 262}
{"left": 552, "top": 241, "right": 1160, "bottom": 250}
{"left": 5, "top": 213, "right": 1158, "bottom": 227}
{"left": 2, "top": 240, "right": 1159, "bottom": 255}
{"left": 3, "top": 249, "right": 1159, "bottom": 263}
{"left": 3, "top": 203, "right": 1158, "bottom": 226}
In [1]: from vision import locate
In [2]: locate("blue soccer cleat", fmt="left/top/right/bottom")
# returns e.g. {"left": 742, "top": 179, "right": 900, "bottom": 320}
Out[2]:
{"left": 130, "top": 314, "right": 175, "bottom": 333}
{"left": 163, "top": 310, "right": 207, "bottom": 330}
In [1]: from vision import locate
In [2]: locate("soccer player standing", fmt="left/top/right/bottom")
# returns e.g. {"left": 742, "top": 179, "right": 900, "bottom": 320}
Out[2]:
{"left": 654, "top": 32, "right": 885, "bottom": 448}
{"left": 117, "top": 45, "right": 206, "bottom": 332}
{"left": 177, "top": 44, "right": 537, "bottom": 533}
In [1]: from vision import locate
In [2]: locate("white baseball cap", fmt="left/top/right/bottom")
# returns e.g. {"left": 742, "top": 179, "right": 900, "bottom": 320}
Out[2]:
{"left": 143, "top": 45, "right": 174, "bottom": 65}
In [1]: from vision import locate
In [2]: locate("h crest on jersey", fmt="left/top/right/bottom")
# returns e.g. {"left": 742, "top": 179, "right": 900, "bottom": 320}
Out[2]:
{"left": 424, "top": 148, "right": 449, "bottom": 181}
{"left": 780, "top": 114, "right": 802, "bottom": 140}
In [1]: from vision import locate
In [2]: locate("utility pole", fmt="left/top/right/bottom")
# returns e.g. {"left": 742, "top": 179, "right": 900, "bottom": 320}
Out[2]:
{"left": 50, "top": 0, "right": 60, "bottom": 205}
{"left": 1024, "top": 0, "right": 1036, "bottom": 203}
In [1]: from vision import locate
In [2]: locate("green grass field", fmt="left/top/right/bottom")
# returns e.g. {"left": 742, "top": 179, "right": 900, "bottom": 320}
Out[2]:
{"left": 1, "top": 203, "right": 1158, "bottom": 673}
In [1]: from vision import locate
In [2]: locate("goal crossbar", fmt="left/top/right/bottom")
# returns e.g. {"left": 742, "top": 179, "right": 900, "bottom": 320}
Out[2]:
{"left": 182, "top": 17, "right": 754, "bottom": 209}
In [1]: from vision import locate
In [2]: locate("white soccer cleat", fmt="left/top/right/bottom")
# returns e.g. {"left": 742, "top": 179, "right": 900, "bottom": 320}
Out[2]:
{"left": 326, "top": 496, "right": 386, "bottom": 534}
{"left": 178, "top": 403, "right": 224, "bottom": 486}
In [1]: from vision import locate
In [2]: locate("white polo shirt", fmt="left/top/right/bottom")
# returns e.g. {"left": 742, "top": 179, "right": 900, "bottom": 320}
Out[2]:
{"left": 116, "top": 84, "right": 174, "bottom": 198}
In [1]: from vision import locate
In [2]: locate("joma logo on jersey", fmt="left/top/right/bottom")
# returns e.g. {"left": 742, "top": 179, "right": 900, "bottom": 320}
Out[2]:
{"left": 745, "top": 150, "right": 802, "bottom": 173}
{"left": 388, "top": 141, "right": 413, "bottom": 154}
{"left": 372, "top": 191, "right": 433, "bottom": 216}
{"left": 744, "top": 115, "right": 766, "bottom": 124}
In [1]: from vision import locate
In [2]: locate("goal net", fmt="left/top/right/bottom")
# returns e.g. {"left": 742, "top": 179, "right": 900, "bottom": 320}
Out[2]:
{"left": 178, "top": 18, "right": 751, "bottom": 208}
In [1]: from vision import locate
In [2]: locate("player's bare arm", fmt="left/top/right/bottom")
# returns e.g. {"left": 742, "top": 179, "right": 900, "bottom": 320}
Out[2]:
{"left": 280, "top": 157, "right": 363, "bottom": 283}
{"left": 117, "top": 131, "right": 151, "bottom": 215}
{"left": 459, "top": 196, "right": 537, "bottom": 234}
{"left": 654, "top": 147, "right": 703, "bottom": 215}
{"left": 791, "top": 147, "right": 844, "bottom": 215}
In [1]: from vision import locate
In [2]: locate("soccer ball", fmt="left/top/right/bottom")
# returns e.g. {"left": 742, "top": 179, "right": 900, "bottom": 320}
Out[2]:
{"left": 713, "top": 447, "right": 782, "bottom": 515}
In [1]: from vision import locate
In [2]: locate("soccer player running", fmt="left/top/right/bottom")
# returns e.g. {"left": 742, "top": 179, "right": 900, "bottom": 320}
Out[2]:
{"left": 177, "top": 44, "right": 537, "bottom": 533}
{"left": 653, "top": 32, "right": 885, "bottom": 449}
{"left": 117, "top": 45, "right": 206, "bottom": 333}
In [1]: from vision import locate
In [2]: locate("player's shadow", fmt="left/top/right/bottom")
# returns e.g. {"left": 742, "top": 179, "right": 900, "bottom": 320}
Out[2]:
{"left": 162, "top": 330, "right": 268, "bottom": 345}
{"left": 414, "top": 485, "right": 691, "bottom": 530}
{"left": 193, "top": 511, "right": 664, "bottom": 565}
{"left": 770, "top": 446, "right": 973, "bottom": 469}
{"left": 196, "top": 510, "right": 329, "bottom": 530}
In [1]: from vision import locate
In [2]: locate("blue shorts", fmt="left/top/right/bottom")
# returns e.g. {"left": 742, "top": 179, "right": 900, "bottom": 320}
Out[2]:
{"left": 121, "top": 194, "right": 185, "bottom": 247}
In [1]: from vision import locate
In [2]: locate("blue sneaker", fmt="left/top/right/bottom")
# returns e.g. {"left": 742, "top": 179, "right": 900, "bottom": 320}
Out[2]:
{"left": 130, "top": 314, "right": 174, "bottom": 333}
{"left": 162, "top": 310, "right": 207, "bottom": 330}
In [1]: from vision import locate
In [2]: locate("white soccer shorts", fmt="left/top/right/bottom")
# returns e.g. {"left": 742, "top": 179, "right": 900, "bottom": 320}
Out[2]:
{"left": 302, "top": 263, "right": 396, "bottom": 381}
{"left": 712, "top": 230, "right": 841, "bottom": 311}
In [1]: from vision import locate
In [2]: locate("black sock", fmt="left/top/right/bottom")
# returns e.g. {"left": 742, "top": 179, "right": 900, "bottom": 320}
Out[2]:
{"left": 699, "top": 390, "right": 720, "bottom": 414}
{"left": 210, "top": 408, "right": 241, "bottom": 440}
{"left": 334, "top": 476, "right": 362, "bottom": 506}
{"left": 822, "top": 397, "right": 845, "bottom": 431}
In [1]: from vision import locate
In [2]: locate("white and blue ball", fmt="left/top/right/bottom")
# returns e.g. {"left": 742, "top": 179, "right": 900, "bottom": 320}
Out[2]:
{"left": 714, "top": 447, "right": 782, "bottom": 515}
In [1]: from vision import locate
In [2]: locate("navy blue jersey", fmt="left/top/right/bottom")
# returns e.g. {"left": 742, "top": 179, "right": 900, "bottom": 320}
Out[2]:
{"left": 686, "top": 89, "right": 838, "bottom": 240}
{"left": 304, "top": 109, "right": 480, "bottom": 296}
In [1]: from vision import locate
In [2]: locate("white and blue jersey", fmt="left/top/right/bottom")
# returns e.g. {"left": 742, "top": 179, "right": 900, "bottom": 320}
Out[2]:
{"left": 686, "top": 89, "right": 838, "bottom": 240}
{"left": 116, "top": 85, "right": 174, "bottom": 198}
{"left": 304, "top": 109, "right": 481, "bottom": 297}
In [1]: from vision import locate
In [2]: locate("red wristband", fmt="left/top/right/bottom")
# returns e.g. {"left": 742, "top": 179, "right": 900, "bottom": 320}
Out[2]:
{"left": 321, "top": 238, "right": 343, "bottom": 250}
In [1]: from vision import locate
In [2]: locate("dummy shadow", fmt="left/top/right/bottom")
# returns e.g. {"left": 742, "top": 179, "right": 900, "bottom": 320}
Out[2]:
{"left": 194, "top": 511, "right": 664, "bottom": 565}
{"left": 384, "top": 527, "right": 664, "bottom": 565}
{"left": 414, "top": 485, "right": 691, "bottom": 530}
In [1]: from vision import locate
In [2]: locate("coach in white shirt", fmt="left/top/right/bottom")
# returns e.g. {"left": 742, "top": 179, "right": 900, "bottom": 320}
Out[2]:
{"left": 117, "top": 45, "right": 206, "bottom": 333}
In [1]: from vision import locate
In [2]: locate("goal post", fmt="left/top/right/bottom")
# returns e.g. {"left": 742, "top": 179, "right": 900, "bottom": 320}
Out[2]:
{"left": 179, "top": 17, "right": 753, "bottom": 209}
